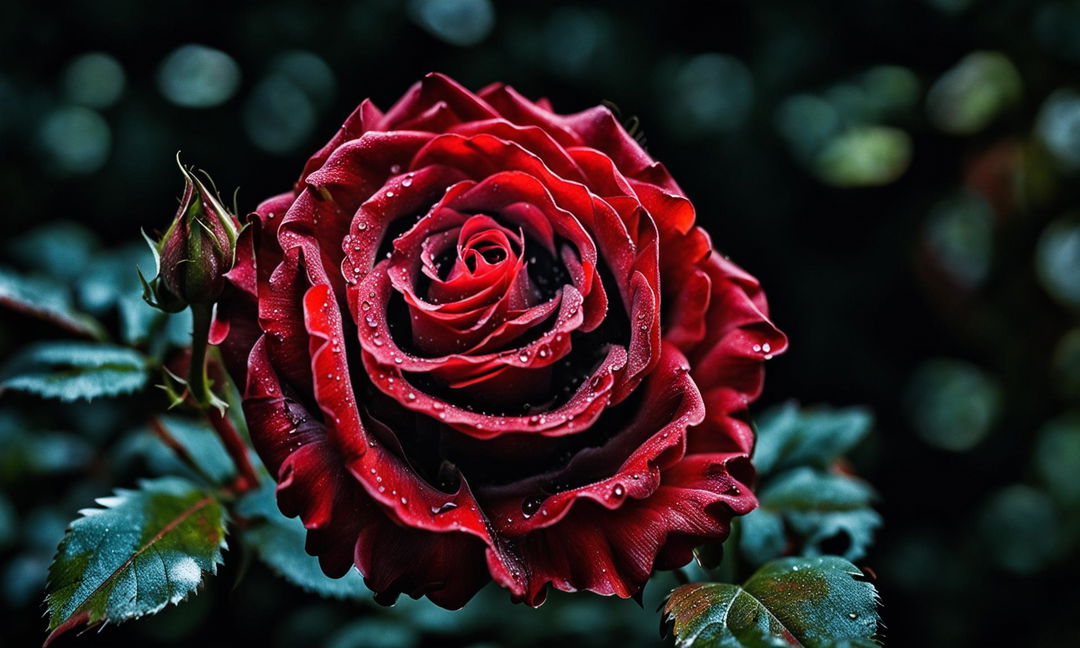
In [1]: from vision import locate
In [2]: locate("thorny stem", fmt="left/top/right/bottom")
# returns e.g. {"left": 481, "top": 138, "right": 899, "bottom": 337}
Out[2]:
{"left": 207, "top": 401, "right": 259, "bottom": 495}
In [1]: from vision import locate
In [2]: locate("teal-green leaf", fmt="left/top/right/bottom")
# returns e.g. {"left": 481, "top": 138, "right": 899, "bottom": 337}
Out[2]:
{"left": 8, "top": 221, "right": 98, "bottom": 282}
{"left": 1, "top": 341, "right": 147, "bottom": 401}
{"left": 236, "top": 479, "right": 369, "bottom": 600}
{"left": 758, "top": 468, "right": 881, "bottom": 562}
{"left": 754, "top": 403, "right": 873, "bottom": 477}
{"left": 44, "top": 477, "right": 227, "bottom": 644}
{"left": 0, "top": 267, "right": 105, "bottom": 339}
{"left": 737, "top": 508, "right": 787, "bottom": 566}
{"left": 663, "top": 556, "right": 881, "bottom": 648}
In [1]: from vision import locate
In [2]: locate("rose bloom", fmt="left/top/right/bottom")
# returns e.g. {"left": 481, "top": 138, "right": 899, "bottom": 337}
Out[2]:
{"left": 216, "top": 73, "right": 786, "bottom": 608}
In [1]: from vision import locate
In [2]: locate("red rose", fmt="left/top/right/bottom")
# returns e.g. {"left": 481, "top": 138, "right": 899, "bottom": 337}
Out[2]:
{"left": 215, "top": 73, "right": 786, "bottom": 608}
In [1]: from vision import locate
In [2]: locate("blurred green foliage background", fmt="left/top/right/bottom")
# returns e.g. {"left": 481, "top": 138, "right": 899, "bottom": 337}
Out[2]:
{"left": 2, "top": 0, "right": 1080, "bottom": 646}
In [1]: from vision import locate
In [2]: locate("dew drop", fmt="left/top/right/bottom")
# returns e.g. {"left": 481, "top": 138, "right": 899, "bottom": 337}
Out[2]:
{"left": 390, "top": 164, "right": 402, "bottom": 174}
{"left": 613, "top": 484, "right": 625, "bottom": 497}
{"left": 521, "top": 495, "right": 545, "bottom": 517}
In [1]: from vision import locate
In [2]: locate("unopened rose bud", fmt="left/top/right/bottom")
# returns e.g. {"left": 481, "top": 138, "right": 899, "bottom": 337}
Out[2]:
{"left": 141, "top": 156, "right": 240, "bottom": 312}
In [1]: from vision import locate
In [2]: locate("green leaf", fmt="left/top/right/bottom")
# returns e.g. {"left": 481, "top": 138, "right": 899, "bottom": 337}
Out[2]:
{"left": 77, "top": 243, "right": 155, "bottom": 315}
{"left": 0, "top": 267, "right": 105, "bottom": 339}
{"left": 119, "top": 293, "right": 166, "bottom": 346}
{"left": 737, "top": 509, "right": 786, "bottom": 566}
{"left": 236, "top": 479, "right": 368, "bottom": 600}
{"left": 45, "top": 477, "right": 227, "bottom": 644}
{"left": 0, "top": 423, "right": 94, "bottom": 479}
{"left": 8, "top": 221, "right": 98, "bottom": 282}
{"left": 663, "top": 556, "right": 880, "bottom": 648}
{"left": 754, "top": 403, "right": 873, "bottom": 477}
{"left": 757, "top": 468, "right": 882, "bottom": 562}
{"left": 1, "top": 341, "right": 148, "bottom": 402}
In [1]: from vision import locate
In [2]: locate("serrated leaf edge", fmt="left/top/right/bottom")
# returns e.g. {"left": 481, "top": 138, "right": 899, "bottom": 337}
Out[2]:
{"left": 44, "top": 482, "right": 227, "bottom": 645}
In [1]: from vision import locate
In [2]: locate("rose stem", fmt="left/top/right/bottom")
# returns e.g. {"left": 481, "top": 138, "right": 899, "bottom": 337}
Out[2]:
{"left": 187, "top": 303, "right": 216, "bottom": 408}
{"left": 207, "top": 405, "right": 259, "bottom": 494}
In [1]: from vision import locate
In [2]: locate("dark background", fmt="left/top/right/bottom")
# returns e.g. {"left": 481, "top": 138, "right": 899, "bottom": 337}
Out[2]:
{"left": 3, "top": 0, "right": 1080, "bottom": 646}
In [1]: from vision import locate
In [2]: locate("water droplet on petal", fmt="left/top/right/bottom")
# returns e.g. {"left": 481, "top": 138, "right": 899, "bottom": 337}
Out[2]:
{"left": 521, "top": 495, "right": 545, "bottom": 517}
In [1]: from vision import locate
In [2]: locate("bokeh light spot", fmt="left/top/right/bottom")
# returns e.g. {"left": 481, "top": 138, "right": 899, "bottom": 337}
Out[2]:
{"left": 268, "top": 50, "right": 336, "bottom": 109}
{"left": 927, "top": 51, "right": 1022, "bottom": 135}
{"left": 1036, "top": 217, "right": 1080, "bottom": 309}
{"left": 1035, "top": 415, "right": 1080, "bottom": 504}
{"left": 775, "top": 94, "right": 840, "bottom": 159}
{"left": 243, "top": 75, "right": 316, "bottom": 155}
{"left": 409, "top": 0, "right": 495, "bottom": 47}
{"left": 1036, "top": 89, "right": 1080, "bottom": 171}
{"left": 157, "top": 44, "right": 241, "bottom": 108}
{"left": 37, "top": 106, "right": 111, "bottom": 175}
{"left": 813, "top": 125, "right": 912, "bottom": 187}
{"left": 663, "top": 53, "right": 754, "bottom": 134}
{"left": 978, "top": 485, "right": 1061, "bottom": 575}
{"left": 906, "top": 358, "right": 1000, "bottom": 451}
{"left": 63, "top": 53, "right": 125, "bottom": 109}
{"left": 924, "top": 192, "right": 994, "bottom": 288}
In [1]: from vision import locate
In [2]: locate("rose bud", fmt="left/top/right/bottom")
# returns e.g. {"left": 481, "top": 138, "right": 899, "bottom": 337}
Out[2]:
{"left": 142, "top": 157, "right": 240, "bottom": 311}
